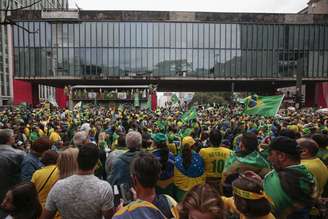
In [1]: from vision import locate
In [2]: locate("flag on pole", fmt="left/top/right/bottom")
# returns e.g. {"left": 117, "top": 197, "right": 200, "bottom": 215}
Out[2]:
{"left": 146, "top": 96, "right": 152, "bottom": 111}
{"left": 243, "top": 95, "right": 284, "bottom": 117}
{"left": 134, "top": 93, "right": 140, "bottom": 107}
{"left": 171, "top": 94, "right": 179, "bottom": 104}
{"left": 181, "top": 107, "right": 197, "bottom": 123}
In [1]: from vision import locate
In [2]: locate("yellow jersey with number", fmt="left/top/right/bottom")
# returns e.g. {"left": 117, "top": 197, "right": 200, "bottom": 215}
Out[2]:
{"left": 199, "top": 146, "right": 232, "bottom": 178}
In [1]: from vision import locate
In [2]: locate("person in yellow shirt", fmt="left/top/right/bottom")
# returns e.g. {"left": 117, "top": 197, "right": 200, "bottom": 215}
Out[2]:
{"left": 31, "top": 150, "right": 60, "bottom": 218}
{"left": 199, "top": 128, "right": 232, "bottom": 190}
{"left": 222, "top": 171, "right": 276, "bottom": 219}
{"left": 298, "top": 138, "right": 328, "bottom": 197}
{"left": 49, "top": 126, "right": 62, "bottom": 145}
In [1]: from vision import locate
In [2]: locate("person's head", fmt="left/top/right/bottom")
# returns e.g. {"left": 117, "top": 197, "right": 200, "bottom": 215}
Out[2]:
{"left": 1, "top": 182, "right": 42, "bottom": 219}
{"left": 73, "top": 131, "right": 88, "bottom": 147}
{"left": 209, "top": 128, "right": 222, "bottom": 147}
{"left": 98, "top": 132, "right": 107, "bottom": 143}
{"left": 31, "top": 136, "right": 51, "bottom": 156}
{"left": 0, "top": 129, "right": 15, "bottom": 145}
{"left": 311, "top": 133, "right": 328, "bottom": 149}
{"left": 77, "top": 143, "right": 99, "bottom": 171}
{"left": 297, "top": 138, "right": 319, "bottom": 159}
{"left": 239, "top": 132, "right": 258, "bottom": 155}
{"left": 179, "top": 184, "right": 224, "bottom": 219}
{"left": 41, "top": 150, "right": 58, "bottom": 166}
{"left": 268, "top": 136, "right": 300, "bottom": 170}
{"left": 57, "top": 147, "right": 79, "bottom": 179}
{"left": 232, "top": 171, "right": 271, "bottom": 218}
{"left": 125, "top": 131, "right": 142, "bottom": 150}
{"left": 117, "top": 134, "right": 126, "bottom": 148}
{"left": 131, "top": 152, "right": 161, "bottom": 189}
{"left": 181, "top": 136, "right": 196, "bottom": 169}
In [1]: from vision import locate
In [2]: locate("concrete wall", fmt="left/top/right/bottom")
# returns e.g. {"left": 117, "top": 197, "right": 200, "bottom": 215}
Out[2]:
{"left": 308, "top": 0, "right": 328, "bottom": 14}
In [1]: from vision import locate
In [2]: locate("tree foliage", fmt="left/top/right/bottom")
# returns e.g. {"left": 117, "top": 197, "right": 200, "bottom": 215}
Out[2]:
{"left": 190, "top": 92, "right": 231, "bottom": 105}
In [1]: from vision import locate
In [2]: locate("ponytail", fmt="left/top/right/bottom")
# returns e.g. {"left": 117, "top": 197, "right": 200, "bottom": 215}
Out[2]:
{"left": 157, "top": 142, "right": 169, "bottom": 172}
{"left": 182, "top": 144, "right": 192, "bottom": 169}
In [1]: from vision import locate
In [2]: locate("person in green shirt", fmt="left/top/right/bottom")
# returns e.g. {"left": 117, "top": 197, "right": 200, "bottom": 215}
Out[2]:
{"left": 264, "top": 136, "right": 316, "bottom": 219}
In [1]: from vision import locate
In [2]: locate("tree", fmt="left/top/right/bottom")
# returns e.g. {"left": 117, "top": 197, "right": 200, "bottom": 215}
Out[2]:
{"left": 0, "top": 0, "right": 42, "bottom": 33}
{"left": 190, "top": 92, "right": 231, "bottom": 105}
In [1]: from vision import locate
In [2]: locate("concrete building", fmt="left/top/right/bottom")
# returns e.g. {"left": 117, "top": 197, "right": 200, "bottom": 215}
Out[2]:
{"left": 5, "top": 0, "right": 328, "bottom": 107}
{"left": 0, "top": 0, "right": 68, "bottom": 106}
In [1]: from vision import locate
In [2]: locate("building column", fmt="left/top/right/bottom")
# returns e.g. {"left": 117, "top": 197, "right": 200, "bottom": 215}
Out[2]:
{"left": 32, "top": 83, "right": 40, "bottom": 106}
{"left": 305, "top": 83, "right": 315, "bottom": 107}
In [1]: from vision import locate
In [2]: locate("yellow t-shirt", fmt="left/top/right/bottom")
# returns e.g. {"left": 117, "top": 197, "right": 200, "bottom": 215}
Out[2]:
{"left": 301, "top": 158, "right": 328, "bottom": 196}
{"left": 222, "top": 196, "right": 276, "bottom": 219}
{"left": 49, "top": 131, "right": 61, "bottom": 144}
{"left": 31, "top": 165, "right": 59, "bottom": 207}
{"left": 199, "top": 147, "right": 232, "bottom": 178}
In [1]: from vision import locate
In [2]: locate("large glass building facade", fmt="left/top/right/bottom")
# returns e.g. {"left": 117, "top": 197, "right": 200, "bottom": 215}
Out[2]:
{"left": 11, "top": 11, "right": 328, "bottom": 82}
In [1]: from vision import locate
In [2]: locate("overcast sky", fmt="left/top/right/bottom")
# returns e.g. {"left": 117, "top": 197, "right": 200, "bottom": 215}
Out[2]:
{"left": 73, "top": 0, "right": 308, "bottom": 13}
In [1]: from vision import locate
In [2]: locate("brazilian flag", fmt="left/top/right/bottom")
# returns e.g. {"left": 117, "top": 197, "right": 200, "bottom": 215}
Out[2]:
{"left": 181, "top": 107, "right": 197, "bottom": 123}
{"left": 244, "top": 95, "right": 284, "bottom": 117}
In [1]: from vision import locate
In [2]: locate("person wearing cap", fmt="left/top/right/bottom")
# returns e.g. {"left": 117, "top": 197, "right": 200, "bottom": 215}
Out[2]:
{"left": 298, "top": 138, "right": 328, "bottom": 197}
{"left": 222, "top": 171, "right": 275, "bottom": 219}
{"left": 151, "top": 133, "right": 175, "bottom": 197}
{"left": 263, "top": 136, "right": 316, "bottom": 218}
{"left": 199, "top": 128, "right": 232, "bottom": 191}
{"left": 173, "top": 136, "right": 205, "bottom": 202}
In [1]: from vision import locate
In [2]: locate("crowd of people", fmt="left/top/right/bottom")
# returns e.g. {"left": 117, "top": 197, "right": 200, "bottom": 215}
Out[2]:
{"left": 0, "top": 101, "right": 328, "bottom": 219}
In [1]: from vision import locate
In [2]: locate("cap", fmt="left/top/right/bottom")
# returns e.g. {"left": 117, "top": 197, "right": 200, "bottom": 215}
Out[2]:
{"left": 151, "top": 133, "right": 167, "bottom": 143}
{"left": 182, "top": 136, "right": 196, "bottom": 148}
{"left": 269, "top": 136, "right": 300, "bottom": 156}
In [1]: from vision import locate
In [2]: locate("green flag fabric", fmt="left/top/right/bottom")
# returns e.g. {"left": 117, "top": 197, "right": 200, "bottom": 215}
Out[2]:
{"left": 243, "top": 95, "right": 284, "bottom": 117}
{"left": 171, "top": 94, "right": 179, "bottom": 104}
{"left": 146, "top": 96, "right": 152, "bottom": 111}
{"left": 134, "top": 93, "right": 140, "bottom": 107}
{"left": 181, "top": 107, "right": 197, "bottom": 123}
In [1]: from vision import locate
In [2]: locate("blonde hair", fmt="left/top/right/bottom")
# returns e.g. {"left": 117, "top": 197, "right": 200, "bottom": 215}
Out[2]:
{"left": 98, "top": 132, "right": 107, "bottom": 144}
{"left": 57, "top": 148, "right": 79, "bottom": 179}
{"left": 179, "top": 184, "right": 225, "bottom": 219}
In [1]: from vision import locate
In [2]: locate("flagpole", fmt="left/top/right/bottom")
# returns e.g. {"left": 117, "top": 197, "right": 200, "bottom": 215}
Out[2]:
{"left": 274, "top": 95, "right": 285, "bottom": 116}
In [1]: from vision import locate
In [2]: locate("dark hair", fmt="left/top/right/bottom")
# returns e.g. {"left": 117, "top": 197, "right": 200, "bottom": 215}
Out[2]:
{"left": 31, "top": 136, "right": 51, "bottom": 155}
{"left": 10, "top": 182, "right": 42, "bottom": 219}
{"left": 241, "top": 132, "right": 258, "bottom": 154}
{"left": 182, "top": 144, "right": 192, "bottom": 169}
{"left": 131, "top": 152, "right": 161, "bottom": 188}
{"left": 209, "top": 128, "right": 222, "bottom": 147}
{"left": 297, "top": 138, "right": 319, "bottom": 157}
{"left": 41, "top": 150, "right": 58, "bottom": 166}
{"left": 77, "top": 143, "right": 99, "bottom": 170}
{"left": 117, "top": 134, "right": 126, "bottom": 147}
{"left": 232, "top": 175, "right": 271, "bottom": 217}
{"left": 279, "top": 129, "right": 300, "bottom": 139}
{"left": 278, "top": 168, "right": 315, "bottom": 208}
{"left": 311, "top": 133, "right": 328, "bottom": 149}
{"left": 155, "top": 141, "right": 169, "bottom": 172}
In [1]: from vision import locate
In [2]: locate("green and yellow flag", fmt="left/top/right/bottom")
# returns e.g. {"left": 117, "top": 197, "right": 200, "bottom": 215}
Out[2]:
{"left": 181, "top": 107, "right": 197, "bottom": 123}
{"left": 171, "top": 94, "right": 179, "bottom": 104}
{"left": 243, "top": 95, "right": 284, "bottom": 117}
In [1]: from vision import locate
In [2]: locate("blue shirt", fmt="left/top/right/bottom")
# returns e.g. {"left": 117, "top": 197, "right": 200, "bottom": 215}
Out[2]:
{"left": 20, "top": 152, "right": 43, "bottom": 182}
